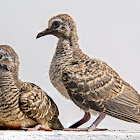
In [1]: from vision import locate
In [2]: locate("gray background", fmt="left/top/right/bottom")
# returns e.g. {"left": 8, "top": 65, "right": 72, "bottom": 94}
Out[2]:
{"left": 0, "top": 0, "right": 139, "bottom": 130}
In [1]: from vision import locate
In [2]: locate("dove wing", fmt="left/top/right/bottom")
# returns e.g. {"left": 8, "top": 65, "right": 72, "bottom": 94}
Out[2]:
{"left": 19, "top": 82, "right": 59, "bottom": 128}
{"left": 62, "top": 58, "right": 140, "bottom": 123}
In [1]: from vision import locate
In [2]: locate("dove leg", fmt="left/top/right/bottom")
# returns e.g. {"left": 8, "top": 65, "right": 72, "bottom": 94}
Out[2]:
{"left": 69, "top": 112, "right": 91, "bottom": 128}
{"left": 23, "top": 124, "right": 52, "bottom": 131}
{"left": 87, "top": 112, "right": 106, "bottom": 131}
{"left": 64, "top": 112, "right": 107, "bottom": 131}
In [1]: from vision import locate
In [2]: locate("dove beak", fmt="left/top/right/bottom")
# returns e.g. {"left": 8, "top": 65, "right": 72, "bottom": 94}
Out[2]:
{"left": 36, "top": 28, "right": 52, "bottom": 39}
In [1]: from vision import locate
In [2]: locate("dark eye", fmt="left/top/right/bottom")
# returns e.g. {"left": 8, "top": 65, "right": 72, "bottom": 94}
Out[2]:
{"left": 0, "top": 53, "right": 3, "bottom": 59}
{"left": 52, "top": 21, "right": 60, "bottom": 28}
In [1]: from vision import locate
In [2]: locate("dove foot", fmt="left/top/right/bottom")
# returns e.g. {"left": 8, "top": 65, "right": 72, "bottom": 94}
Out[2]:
{"left": 23, "top": 124, "right": 52, "bottom": 131}
{"left": 64, "top": 127, "right": 107, "bottom": 132}
{"left": 64, "top": 112, "right": 106, "bottom": 132}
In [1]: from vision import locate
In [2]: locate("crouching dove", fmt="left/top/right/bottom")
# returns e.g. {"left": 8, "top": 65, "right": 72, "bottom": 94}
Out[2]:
{"left": 0, "top": 45, "right": 63, "bottom": 130}
{"left": 36, "top": 14, "right": 140, "bottom": 131}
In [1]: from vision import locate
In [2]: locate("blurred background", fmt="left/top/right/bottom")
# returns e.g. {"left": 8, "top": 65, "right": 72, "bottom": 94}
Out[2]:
{"left": 0, "top": 0, "right": 139, "bottom": 130}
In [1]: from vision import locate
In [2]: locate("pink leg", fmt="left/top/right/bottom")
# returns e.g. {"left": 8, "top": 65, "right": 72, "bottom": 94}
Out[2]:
{"left": 64, "top": 112, "right": 107, "bottom": 132}
{"left": 87, "top": 112, "right": 107, "bottom": 132}
{"left": 24, "top": 124, "right": 52, "bottom": 131}
{"left": 69, "top": 112, "right": 91, "bottom": 128}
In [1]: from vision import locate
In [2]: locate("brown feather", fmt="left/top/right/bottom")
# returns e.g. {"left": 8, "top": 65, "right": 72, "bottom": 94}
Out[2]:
{"left": 0, "top": 45, "right": 63, "bottom": 130}
{"left": 40, "top": 14, "right": 140, "bottom": 125}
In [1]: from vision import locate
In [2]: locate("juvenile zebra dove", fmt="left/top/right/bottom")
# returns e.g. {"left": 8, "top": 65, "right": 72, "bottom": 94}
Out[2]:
{"left": 0, "top": 45, "right": 63, "bottom": 130}
{"left": 37, "top": 14, "right": 140, "bottom": 131}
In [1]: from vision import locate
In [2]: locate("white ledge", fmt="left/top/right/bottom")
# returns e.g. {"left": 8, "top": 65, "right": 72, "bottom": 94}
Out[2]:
{"left": 0, "top": 130, "right": 140, "bottom": 140}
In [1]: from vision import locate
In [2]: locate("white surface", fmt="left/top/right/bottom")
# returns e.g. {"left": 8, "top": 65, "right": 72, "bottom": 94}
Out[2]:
{"left": 0, "top": 0, "right": 139, "bottom": 130}
{"left": 0, "top": 130, "right": 140, "bottom": 140}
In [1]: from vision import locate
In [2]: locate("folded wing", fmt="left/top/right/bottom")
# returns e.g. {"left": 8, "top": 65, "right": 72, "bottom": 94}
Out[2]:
{"left": 62, "top": 58, "right": 140, "bottom": 124}
{"left": 19, "top": 82, "right": 63, "bottom": 129}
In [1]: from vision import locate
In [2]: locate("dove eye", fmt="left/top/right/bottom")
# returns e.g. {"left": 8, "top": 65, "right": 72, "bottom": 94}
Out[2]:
{"left": 0, "top": 53, "right": 3, "bottom": 59}
{"left": 52, "top": 21, "right": 60, "bottom": 28}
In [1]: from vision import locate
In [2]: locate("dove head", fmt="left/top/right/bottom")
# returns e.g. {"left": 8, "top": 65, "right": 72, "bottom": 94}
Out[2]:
{"left": 0, "top": 45, "right": 19, "bottom": 74}
{"left": 36, "top": 14, "right": 78, "bottom": 40}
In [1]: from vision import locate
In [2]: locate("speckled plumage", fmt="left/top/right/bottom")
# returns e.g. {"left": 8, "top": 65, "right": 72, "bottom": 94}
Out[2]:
{"left": 0, "top": 45, "right": 63, "bottom": 130}
{"left": 37, "top": 14, "right": 140, "bottom": 130}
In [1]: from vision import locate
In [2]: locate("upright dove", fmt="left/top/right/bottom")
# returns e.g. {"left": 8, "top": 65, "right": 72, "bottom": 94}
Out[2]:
{"left": 36, "top": 14, "right": 140, "bottom": 131}
{"left": 0, "top": 45, "right": 63, "bottom": 130}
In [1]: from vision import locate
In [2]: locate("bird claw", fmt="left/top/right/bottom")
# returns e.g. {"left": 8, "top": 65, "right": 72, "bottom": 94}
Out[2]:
{"left": 63, "top": 127, "right": 108, "bottom": 132}
{"left": 23, "top": 124, "right": 52, "bottom": 131}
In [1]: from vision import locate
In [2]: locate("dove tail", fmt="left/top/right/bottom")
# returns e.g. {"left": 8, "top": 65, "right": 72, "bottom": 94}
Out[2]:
{"left": 49, "top": 116, "right": 64, "bottom": 130}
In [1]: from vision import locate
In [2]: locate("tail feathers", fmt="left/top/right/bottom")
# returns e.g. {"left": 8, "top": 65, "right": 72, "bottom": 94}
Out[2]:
{"left": 104, "top": 100, "right": 140, "bottom": 124}
{"left": 48, "top": 116, "right": 64, "bottom": 130}
{"left": 105, "top": 108, "right": 140, "bottom": 124}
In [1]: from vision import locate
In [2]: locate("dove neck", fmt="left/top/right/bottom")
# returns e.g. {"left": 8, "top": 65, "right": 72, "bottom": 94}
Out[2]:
{"left": 0, "top": 71, "right": 21, "bottom": 114}
{"left": 57, "top": 35, "right": 89, "bottom": 60}
{"left": 0, "top": 70, "right": 13, "bottom": 80}
{"left": 0, "top": 70, "right": 22, "bottom": 91}
{"left": 12, "top": 68, "right": 23, "bottom": 89}
{"left": 0, "top": 71, "right": 18, "bottom": 93}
